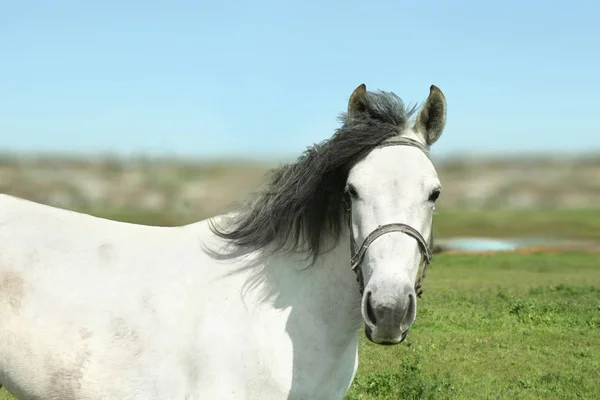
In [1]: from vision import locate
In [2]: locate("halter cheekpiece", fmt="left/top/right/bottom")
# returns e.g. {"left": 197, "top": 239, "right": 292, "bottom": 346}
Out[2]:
{"left": 346, "top": 137, "right": 434, "bottom": 298}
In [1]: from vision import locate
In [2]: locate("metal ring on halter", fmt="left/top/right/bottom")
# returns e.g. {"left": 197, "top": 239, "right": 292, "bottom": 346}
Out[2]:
{"left": 346, "top": 137, "right": 434, "bottom": 297}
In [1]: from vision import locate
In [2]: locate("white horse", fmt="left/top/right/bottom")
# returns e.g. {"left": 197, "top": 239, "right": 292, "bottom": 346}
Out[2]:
{"left": 0, "top": 83, "right": 446, "bottom": 400}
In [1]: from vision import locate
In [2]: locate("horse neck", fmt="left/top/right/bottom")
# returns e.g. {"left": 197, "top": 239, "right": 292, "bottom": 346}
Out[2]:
{"left": 264, "top": 229, "right": 363, "bottom": 336}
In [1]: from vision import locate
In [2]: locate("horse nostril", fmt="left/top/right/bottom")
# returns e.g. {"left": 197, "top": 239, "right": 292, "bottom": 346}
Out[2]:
{"left": 403, "top": 292, "right": 416, "bottom": 326}
{"left": 366, "top": 291, "right": 377, "bottom": 325}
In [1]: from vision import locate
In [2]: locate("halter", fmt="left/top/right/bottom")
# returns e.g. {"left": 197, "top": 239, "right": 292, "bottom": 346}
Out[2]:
{"left": 346, "top": 137, "right": 434, "bottom": 298}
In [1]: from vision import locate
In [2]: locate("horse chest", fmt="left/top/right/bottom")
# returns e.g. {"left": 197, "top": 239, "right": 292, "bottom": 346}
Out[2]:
{"left": 188, "top": 297, "right": 359, "bottom": 400}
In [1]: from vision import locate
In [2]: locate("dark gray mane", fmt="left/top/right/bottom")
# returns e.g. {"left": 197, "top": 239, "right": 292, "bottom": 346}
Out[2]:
{"left": 209, "top": 90, "right": 418, "bottom": 262}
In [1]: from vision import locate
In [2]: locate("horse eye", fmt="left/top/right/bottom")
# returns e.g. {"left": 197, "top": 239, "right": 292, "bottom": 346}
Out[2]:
{"left": 345, "top": 184, "right": 358, "bottom": 199}
{"left": 429, "top": 190, "right": 441, "bottom": 202}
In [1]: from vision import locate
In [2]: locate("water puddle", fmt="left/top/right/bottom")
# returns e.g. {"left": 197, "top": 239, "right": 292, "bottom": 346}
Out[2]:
{"left": 435, "top": 237, "right": 600, "bottom": 254}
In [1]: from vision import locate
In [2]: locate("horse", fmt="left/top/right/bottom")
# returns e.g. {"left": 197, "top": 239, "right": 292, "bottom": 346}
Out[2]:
{"left": 0, "top": 83, "right": 447, "bottom": 399}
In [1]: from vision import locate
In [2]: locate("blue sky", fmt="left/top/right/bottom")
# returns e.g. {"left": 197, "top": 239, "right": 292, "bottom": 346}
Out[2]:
{"left": 1, "top": 0, "right": 599, "bottom": 160}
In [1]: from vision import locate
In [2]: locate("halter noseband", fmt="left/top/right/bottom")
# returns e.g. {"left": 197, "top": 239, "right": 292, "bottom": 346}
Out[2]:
{"left": 346, "top": 137, "right": 434, "bottom": 298}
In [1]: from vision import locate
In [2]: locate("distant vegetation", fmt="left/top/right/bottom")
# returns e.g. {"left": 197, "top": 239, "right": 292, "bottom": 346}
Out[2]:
{"left": 1, "top": 153, "right": 599, "bottom": 241}
{"left": 1, "top": 152, "right": 599, "bottom": 219}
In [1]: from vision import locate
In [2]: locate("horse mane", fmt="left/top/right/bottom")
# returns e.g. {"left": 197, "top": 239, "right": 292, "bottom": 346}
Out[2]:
{"left": 209, "top": 90, "right": 418, "bottom": 263}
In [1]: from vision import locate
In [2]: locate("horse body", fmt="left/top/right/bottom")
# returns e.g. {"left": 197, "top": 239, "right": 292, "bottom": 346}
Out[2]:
{"left": 0, "top": 83, "right": 447, "bottom": 399}
{"left": 0, "top": 194, "right": 360, "bottom": 399}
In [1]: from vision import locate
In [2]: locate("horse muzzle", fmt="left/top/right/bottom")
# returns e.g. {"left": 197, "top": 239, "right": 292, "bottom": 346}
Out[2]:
{"left": 361, "top": 283, "right": 416, "bottom": 345}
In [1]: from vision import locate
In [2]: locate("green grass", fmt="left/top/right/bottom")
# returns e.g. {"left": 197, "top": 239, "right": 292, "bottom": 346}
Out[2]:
{"left": 434, "top": 208, "right": 600, "bottom": 240}
{"left": 1, "top": 253, "right": 598, "bottom": 399}
{"left": 345, "top": 252, "right": 600, "bottom": 399}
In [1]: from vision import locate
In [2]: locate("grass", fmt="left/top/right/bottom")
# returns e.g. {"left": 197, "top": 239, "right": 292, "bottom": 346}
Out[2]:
{"left": 433, "top": 208, "right": 600, "bottom": 240}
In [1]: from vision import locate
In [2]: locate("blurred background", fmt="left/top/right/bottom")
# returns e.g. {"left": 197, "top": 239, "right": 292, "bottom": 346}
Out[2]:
{"left": 1, "top": 0, "right": 599, "bottom": 250}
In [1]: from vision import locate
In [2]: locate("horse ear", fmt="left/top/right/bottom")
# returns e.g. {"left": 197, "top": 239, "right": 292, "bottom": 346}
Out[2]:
{"left": 414, "top": 85, "right": 447, "bottom": 146}
{"left": 348, "top": 84, "right": 368, "bottom": 118}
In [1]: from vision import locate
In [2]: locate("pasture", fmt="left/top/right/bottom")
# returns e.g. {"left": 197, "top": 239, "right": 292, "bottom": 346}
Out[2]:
{"left": 1, "top": 207, "right": 598, "bottom": 399}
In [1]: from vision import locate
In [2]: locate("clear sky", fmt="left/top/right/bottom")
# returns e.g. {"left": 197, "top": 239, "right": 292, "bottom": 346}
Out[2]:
{"left": 1, "top": 0, "right": 599, "bottom": 160}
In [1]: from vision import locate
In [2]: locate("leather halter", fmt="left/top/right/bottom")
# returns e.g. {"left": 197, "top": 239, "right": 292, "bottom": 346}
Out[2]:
{"left": 346, "top": 137, "right": 434, "bottom": 298}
